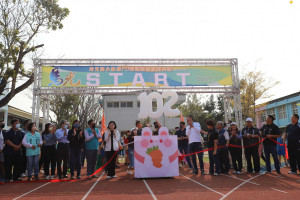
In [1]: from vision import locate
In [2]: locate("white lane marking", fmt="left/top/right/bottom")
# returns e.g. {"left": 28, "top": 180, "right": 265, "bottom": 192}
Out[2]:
{"left": 81, "top": 172, "right": 105, "bottom": 200}
{"left": 12, "top": 182, "right": 51, "bottom": 200}
{"left": 180, "top": 174, "right": 224, "bottom": 196}
{"left": 219, "top": 173, "right": 263, "bottom": 200}
{"left": 221, "top": 174, "right": 260, "bottom": 186}
{"left": 273, "top": 175, "right": 284, "bottom": 179}
{"left": 143, "top": 179, "right": 158, "bottom": 200}
{"left": 270, "top": 187, "right": 288, "bottom": 194}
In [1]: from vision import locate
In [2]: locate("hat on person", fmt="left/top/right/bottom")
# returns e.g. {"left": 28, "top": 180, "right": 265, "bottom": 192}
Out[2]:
{"left": 230, "top": 122, "right": 237, "bottom": 125}
{"left": 246, "top": 118, "right": 253, "bottom": 122}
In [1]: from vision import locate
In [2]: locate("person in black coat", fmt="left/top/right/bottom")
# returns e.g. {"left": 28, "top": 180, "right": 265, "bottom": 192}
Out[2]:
{"left": 260, "top": 115, "right": 281, "bottom": 174}
{"left": 67, "top": 120, "right": 85, "bottom": 179}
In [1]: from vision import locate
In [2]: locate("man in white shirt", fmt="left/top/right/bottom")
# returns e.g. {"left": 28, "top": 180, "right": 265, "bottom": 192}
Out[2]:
{"left": 186, "top": 116, "right": 205, "bottom": 175}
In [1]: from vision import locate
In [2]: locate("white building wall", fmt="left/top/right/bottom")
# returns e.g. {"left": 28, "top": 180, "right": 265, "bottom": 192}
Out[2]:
{"left": 103, "top": 94, "right": 186, "bottom": 132}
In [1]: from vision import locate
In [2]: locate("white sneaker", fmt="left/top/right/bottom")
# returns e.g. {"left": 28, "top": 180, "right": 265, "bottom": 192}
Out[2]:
{"left": 46, "top": 175, "right": 50, "bottom": 180}
{"left": 179, "top": 163, "right": 183, "bottom": 168}
{"left": 236, "top": 171, "right": 241, "bottom": 175}
{"left": 288, "top": 171, "right": 297, "bottom": 175}
{"left": 21, "top": 173, "right": 26, "bottom": 178}
{"left": 106, "top": 176, "right": 112, "bottom": 179}
{"left": 50, "top": 175, "right": 55, "bottom": 180}
{"left": 127, "top": 170, "right": 133, "bottom": 175}
{"left": 233, "top": 171, "right": 237, "bottom": 174}
{"left": 113, "top": 175, "right": 117, "bottom": 178}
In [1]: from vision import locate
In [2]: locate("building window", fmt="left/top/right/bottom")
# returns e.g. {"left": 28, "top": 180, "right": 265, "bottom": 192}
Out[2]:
{"left": 113, "top": 102, "right": 119, "bottom": 108}
{"left": 120, "top": 102, "right": 127, "bottom": 108}
{"left": 137, "top": 101, "right": 140, "bottom": 107}
{"left": 267, "top": 108, "right": 276, "bottom": 119}
{"left": 278, "top": 105, "right": 287, "bottom": 119}
{"left": 107, "top": 102, "right": 119, "bottom": 108}
{"left": 260, "top": 111, "right": 266, "bottom": 122}
{"left": 120, "top": 102, "right": 133, "bottom": 108}
{"left": 107, "top": 102, "right": 113, "bottom": 108}
{"left": 292, "top": 103, "right": 298, "bottom": 114}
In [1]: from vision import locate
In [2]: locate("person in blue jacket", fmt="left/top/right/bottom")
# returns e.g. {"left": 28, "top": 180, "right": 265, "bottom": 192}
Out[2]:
{"left": 84, "top": 119, "right": 102, "bottom": 178}
{"left": 22, "top": 123, "right": 43, "bottom": 181}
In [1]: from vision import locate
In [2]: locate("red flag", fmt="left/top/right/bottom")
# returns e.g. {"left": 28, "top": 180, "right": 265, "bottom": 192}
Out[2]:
{"left": 180, "top": 112, "right": 184, "bottom": 122}
{"left": 99, "top": 110, "right": 107, "bottom": 142}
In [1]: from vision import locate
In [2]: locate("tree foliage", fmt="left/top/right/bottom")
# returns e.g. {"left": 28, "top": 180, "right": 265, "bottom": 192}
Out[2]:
{"left": 49, "top": 94, "right": 102, "bottom": 129}
{"left": 240, "top": 71, "right": 280, "bottom": 120}
{"left": 0, "top": 0, "right": 69, "bottom": 107}
{"left": 179, "top": 94, "right": 225, "bottom": 129}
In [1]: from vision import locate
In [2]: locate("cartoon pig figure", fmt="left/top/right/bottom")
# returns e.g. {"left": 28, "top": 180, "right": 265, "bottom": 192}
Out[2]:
{"left": 134, "top": 127, "right": 179, "bottom": 178}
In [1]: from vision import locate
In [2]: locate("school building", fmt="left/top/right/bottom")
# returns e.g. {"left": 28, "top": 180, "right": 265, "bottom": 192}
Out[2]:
{"left": 255, "top": 91, "right": 300, "bottom": 131}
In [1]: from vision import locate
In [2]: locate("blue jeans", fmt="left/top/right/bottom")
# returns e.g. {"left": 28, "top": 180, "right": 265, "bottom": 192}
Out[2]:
{"left": 264, "top": 144, "right": 280, "bottom": 172}
{"left": 178, "top": 145, "right": 193, "bottom": 169}
{"left": 86, "top": 150, "right": 98, "bottom": 176}
{"left": 208, "top": 149, "right": 220, "bottom": 174}
{"left": 128, "top": 147, "right": 134, "bottom": 168}
{"left": 70, "top": 147, "right": 82, "bottom": 177}
{"left": 27, "top": 155, "right": 39, "bottom": 178}
{"left": 189, "top": 142, "right": 204, "bottom": 173}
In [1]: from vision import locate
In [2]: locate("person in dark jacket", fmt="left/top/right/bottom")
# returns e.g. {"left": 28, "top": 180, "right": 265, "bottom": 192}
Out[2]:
{"left": 282, "top": 114, "right": 300, "bottom": 175}
{"left": 242, "top": 118, "right": 261, "bottom": 173}
{"left": 260, "top": 115, "right": 281, "bottom": 174}
{"left": 3, "top": 119, "right": 24, "bottom": 182}
{"left": 67, "top": 120, "right": 85, "bottom": 179}
{"left": 228, "top": 123, "right": 243, "bottom": 174}
{"left": 216, "top": 121, "right": 230, "bottom": 175}
{"left": 201, "top": 120, "right": 219, "bottom": 176}
{"left": 42, "top": 123, "right": 57, "bottom": 180}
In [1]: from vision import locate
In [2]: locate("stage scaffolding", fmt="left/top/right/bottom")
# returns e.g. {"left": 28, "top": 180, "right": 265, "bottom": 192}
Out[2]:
{"left": 32, "top": 58, "right": 242, "bottom": 130}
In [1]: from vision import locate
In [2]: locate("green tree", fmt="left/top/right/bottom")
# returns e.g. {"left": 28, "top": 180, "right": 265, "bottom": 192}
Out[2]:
{"left": 0, "top": 0, "right": 69, "bottom": 107}
{"left": 49, "top": 93, "right": 102, "bottom": 129}
{"left": 179, "top": 94, "right": 225, "bottom": 129}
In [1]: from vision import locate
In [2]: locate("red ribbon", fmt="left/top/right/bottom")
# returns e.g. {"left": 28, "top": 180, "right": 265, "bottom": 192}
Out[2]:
{"left": 179, "top": 137, "right": 289, "bottom": 161}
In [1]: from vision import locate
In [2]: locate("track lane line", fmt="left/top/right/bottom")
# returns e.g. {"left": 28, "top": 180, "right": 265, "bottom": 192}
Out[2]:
{"left": 270, "top": 187, "right": 288, "bottom": 194}
{"left": 219, "top": 173, "right": 263, "bottom": 200}
{"left": 180, "top": 174, "right": 225, "bottom": 196}
{"left": 12, "top": 182, "right": 51, "bottom": 200}
{"left": 143, "top": 179, "right": 158, "bottom": 200}
{"left": 221, "top": 174, "right": 260, "bottom": 185}
{"left": 81, "top": 172, "right": 105, "bottom": 200}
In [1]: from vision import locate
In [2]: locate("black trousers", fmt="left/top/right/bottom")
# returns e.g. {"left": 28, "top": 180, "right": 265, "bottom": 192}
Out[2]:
{"left": 229, "top": 148, "right": 243, "bottom": 172}
{"left": 39, "top": 145, "right": 46, "bottom": 170}
{"left": 57, "top": 143, "right": 69, "bottom": 177}
{"left": 219, "top": 147, "right": 229, "bottom": 173}
{"left": 244, "top": 146, "right": 260, "bottom": 173}
{"left": 21, "top": 146, "right": 27, "bottom": 174}
{"left": 44, "top": 145, "right": 57, "bottom": 176}
{"left": 106, "top": 151, "right": 117, "bottom": 176}
{"left": 288, "top": 145, "right": 300, "bottom": 172}
{"left": 4, "top": 153, "right": 22, "bottom": 181}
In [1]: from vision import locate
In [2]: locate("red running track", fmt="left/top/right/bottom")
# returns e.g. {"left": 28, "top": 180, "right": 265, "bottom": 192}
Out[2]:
{"left": 0, "top": 165, "right": 300, "bottom": 200}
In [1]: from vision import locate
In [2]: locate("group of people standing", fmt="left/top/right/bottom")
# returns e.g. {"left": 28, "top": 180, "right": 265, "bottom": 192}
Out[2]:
{"left": 0, "top": 118, "right": 122, "bottom": 182}
{"left": 0, "top": 113, "right": 299, "bottom": 182}
{"left": 175, "top": 114, "right": 300, "bottom": 176}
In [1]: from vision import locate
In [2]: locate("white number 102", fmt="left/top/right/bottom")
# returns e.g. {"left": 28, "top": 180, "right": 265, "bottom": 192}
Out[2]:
{"left": 137, "top": 91, "right": 180, "bottom": 119}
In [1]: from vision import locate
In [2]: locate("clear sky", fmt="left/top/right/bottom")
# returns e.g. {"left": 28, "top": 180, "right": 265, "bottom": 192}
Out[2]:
{"left": 10, "top": 0, "right": 300, "bottom": 113}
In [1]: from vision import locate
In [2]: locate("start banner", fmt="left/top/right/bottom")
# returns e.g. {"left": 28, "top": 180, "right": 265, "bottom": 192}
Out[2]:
{"left": 41, "top": 65, "right": 232, "bottom": 87}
